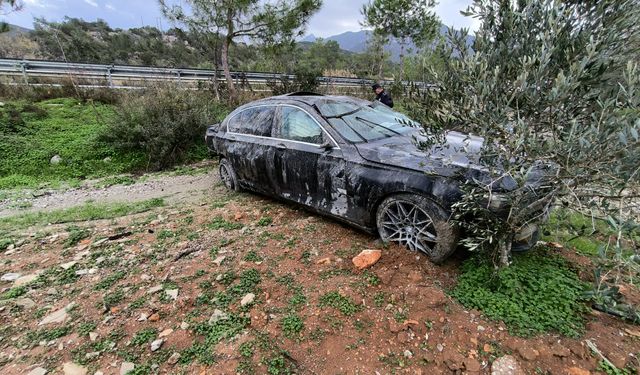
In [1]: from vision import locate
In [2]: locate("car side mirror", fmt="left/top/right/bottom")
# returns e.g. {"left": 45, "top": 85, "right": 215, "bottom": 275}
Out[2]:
{"left": 318, "top": 141, "right": 334, "bottom": 151}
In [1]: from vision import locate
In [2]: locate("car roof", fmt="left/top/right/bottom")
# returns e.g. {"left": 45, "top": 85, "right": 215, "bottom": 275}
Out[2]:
{"left": 242, "top": 92, "right": 372, "bottom": 109}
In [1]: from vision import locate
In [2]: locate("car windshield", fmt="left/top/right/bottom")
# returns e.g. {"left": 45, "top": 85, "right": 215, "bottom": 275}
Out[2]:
{"left": 318, "top": 101, "right": 419, "bottom": 143}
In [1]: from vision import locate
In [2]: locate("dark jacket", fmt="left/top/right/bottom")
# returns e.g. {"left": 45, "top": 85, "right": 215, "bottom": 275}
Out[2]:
{"left": 375, "top": 90, "right": 394, "bottom": 108}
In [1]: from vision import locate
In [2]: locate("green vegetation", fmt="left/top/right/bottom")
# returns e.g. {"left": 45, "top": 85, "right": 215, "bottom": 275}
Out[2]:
{"left": 94, "top": 270, "right": 126, "bottom": 290}
{"left": 257, "top": 216, "right": 273, "bottom": 227}
{"left": 281, "top": 313, "right": 304, "bottom": 338}
{"left": 452, "top": 249, "right": 588, "bottom": 337}
{"left": 208, "top": 216, "right": 243, "bottom": 230}
{"left": 0, "top": 285, "right": 26, "bottom": 300}
{"left": 0, "top": 99, "right": 142, "bottom": 189}
{"left": 0, "top": 198, "right": 164, "bottom": 232}
{"left": 130, "top": 327, "right": 158, "bottom": 347}
{"left": 319, "top": 291, "right": 362, "bottom": 316}
{"left": 64, "top": 225, "right": 91, "bottom": 248}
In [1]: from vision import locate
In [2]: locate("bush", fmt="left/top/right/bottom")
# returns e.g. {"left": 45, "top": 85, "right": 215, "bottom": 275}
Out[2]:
{"left": 452, "top": 248, "right": 588, "bottom": 337}
{"left": 100, "top": 85, "right": 229, "bottom": 170}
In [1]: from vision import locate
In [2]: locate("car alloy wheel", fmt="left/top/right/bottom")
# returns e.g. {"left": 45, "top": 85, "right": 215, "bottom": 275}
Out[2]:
{"left": 218, "top": 158, "right": 239, "bottom": 191}
{"left": 376, "top": 194, "right": 458, "bottom": 264}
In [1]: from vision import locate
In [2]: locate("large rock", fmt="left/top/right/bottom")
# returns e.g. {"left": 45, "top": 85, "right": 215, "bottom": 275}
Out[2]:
{"left": 491, "top": 355, "right": 525, "bottom": 375}
{"left": 39, "top": 302, "right": 76, "bottom": 325}
{"left": 50, "top": 155, "right": 63, "bottom": 165}
{"left": 352, "top": 249, "right": 382, "bottom": 270}
{"left": 27, "top": 368, "right": 47, "bottom": 375}
{"left": 14, "top": 273, "right": 38, "bottom": 286}
{"left": 62, "top": 362, "right": 87, "bottom": 375}
{"left": 240, "top": 293, "right": 255, "bottom": 307}
{"left": 208, "top": 309, "right": 229, "bottom": 324}
{"left": 1, "top": 273, "right": 21, "bottom": 282}
{"left": 119, "top": 362, "right": 135, "bottom": 375}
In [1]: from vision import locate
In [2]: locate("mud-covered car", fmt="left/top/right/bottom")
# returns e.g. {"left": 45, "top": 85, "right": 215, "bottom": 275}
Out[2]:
{"left": 205, "top": 92, "right": 549, "bottom": 263}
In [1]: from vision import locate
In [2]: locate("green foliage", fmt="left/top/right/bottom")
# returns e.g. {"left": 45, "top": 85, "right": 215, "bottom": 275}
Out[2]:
{"left": 452, "top": 249, "right": 588, "bottom": 337}
{"left": 257, "top": 216, "right": 273, "bottom": 227}
{"left": 100, "top": 85, "right": 228, "bottom": 170}
{"left": 319, "top": 291, "right": 362, "bottom": 316}
{"left": 281, "top": 314, "right": 304, "bottom": 338}
{"left": 94, "top": 271, "right": 126, "bottom": 290}
{"left": 130, "top": 328, "right": 158, "bottom": 347}
{"left": 182, "top": 314, "right": 249, "bottom": 364}
{"left": 208, "top": 216, "right": 243, "bottom": 230}
{"left": 64, "top": 225, "right": 91, "bottom": 248}
{"left": 0, "top": 198, "right": 164, "bottom": 232}
{"left": 0, "top": 285, "right": 26, "bottom": 300}
{"left": 244, "top": 250, "right": 263, "bottom": 262}
{"left": 26, "top": 326, "right": 72, "bottom": 343}
{"left": 0, "top": 99, "right": 143, "bottom": 189}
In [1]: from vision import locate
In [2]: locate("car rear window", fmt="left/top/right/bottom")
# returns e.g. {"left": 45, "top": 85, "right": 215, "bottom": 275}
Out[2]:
{"left": 227, "top": 106, "right": 274, "bottom": 137}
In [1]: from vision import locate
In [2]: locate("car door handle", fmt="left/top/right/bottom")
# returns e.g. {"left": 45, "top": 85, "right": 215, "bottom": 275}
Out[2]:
{"left": 275, "top": 143, "right": 287, "bottom": 150}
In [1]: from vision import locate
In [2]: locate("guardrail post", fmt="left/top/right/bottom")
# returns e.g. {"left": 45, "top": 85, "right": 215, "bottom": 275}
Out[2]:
{"left": 20, "top": 61, "right": 28, "bottom": 84}
{"left": 107, "top": 66, "right": 113, "bottom": 88}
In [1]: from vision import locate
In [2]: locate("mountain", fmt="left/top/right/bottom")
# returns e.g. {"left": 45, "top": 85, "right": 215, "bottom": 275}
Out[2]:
{"left": 0, "top": 23, "right": 32, "bottom": 37}
{"left": 303, "top": 26, "right": 473, "bottom": 61}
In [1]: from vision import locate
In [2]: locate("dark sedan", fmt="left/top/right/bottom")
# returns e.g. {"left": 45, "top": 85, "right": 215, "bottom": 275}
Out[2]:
{"left": 205, "top": 92, "right": 543, "bottom": 263}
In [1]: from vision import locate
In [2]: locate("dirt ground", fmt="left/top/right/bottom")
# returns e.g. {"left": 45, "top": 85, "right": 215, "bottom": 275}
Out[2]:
{"left": 0, "top": 162, "right": 639, "bottom": 375}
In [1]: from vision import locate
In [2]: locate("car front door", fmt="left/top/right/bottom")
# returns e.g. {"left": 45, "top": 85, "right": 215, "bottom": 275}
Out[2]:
{"left": 271, "top": 105, "right": 348, "bottom": 215}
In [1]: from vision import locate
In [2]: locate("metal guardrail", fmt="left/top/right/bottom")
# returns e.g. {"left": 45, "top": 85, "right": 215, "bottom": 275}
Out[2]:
{"left": 0, "top": 58, "right": 433, "bottom": 91}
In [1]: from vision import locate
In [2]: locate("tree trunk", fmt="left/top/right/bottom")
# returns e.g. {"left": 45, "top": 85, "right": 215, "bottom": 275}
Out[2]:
{"left": 498, "top": 233, "right": 514, "bottom": 268}
{"left": 221, "top": 36, "right": 235, "bottom": 99}
{"left": 398, "top": 40, "right": 405, "bottom": 83}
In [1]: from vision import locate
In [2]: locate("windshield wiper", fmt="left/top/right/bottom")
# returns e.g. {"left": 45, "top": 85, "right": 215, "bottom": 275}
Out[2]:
{"left": 355, "top": 116, "right": 402, "bottom": 135}
{"left": 324, "top": 107, "right": 362, "bottom": 119}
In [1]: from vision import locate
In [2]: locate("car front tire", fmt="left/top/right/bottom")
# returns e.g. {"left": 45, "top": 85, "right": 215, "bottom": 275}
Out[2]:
{"left": 376, "top": 194, "right": 458, "bottom": 264}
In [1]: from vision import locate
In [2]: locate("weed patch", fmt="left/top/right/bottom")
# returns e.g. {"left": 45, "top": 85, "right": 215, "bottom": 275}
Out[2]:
{"left": 452, "top": 248, "right": 588, "bottom": 337}
{"left": 319, "top": 291, "right": 362, "bottom": 316}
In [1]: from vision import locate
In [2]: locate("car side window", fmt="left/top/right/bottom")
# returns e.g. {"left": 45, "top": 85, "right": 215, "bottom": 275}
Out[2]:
{"left": 278, "top": 107, "right": 324, "bottom": 144}
{"left": 227, "top": 106, "right": 274, "bottom": 137}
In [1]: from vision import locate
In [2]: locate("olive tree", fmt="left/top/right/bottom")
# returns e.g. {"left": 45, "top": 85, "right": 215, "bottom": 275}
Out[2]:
{"left": 159, "top": 0, "right": 322, "bottom": 99}
{"left": 406, "top": 0, "right": 639, "bottom": 267}
{"left": 361, "top": 0, "right": 439, "bottom": 81}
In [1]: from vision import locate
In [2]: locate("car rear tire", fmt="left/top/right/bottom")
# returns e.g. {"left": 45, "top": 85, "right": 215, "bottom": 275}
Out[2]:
{"left": 219, "top": 158, "right": 240, "bottom": 192}
{"left": 376, "top": 194, "right": 458, "bottom": 264}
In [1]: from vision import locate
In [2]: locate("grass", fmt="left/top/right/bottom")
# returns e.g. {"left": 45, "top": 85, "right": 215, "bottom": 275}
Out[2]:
{"left": 0, "top": 198, "right": 164, "bottom": 232}
{"left": 0, "top": 98, "right": 145, "bottom": 189}
{"left": 451, "top": 248, "right": 588, "bottom": 337}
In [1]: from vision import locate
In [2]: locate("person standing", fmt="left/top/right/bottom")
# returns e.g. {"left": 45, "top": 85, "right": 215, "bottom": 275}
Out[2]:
{"left": 372, "top": 84, "right": 394, "bottom": 108}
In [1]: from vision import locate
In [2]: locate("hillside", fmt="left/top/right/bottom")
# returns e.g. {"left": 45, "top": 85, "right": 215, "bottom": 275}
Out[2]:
{"left": 0, "top": 22, "right": 31, "bottom": 37}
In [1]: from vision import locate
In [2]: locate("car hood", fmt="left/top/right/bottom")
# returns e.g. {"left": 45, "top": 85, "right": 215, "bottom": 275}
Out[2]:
{"left": 354, "top": 130, "right": 486, "bottom": 176}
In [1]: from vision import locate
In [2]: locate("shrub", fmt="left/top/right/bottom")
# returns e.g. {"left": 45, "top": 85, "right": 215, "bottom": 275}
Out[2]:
{"left": 100, "top": 85, "right": 229, "bottom": 170}
{"left": 452, "top": 248, "right": 588, "bottom": 337}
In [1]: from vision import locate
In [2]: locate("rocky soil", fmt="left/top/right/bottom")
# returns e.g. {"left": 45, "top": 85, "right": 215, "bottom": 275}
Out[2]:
{"left": 0, "top": 163, "right": 638, "bottom": 374}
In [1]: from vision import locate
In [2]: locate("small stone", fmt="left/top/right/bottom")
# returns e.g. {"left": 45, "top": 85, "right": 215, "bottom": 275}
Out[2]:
{"left": 60, "top": 261, "right": 77, "bottom": 270}
{"left": 94, "top": 372, "right": 104, "bottom": 375}
{"left": 119, "top": 362, "right": 135, "bottom": 375}
{"left": 517, "top": 346, "right": 539, "bottom": 361}
{"left": 464, "top": 358, "right": 482, "bottom": 373}
{"left": 159, "top": 328, "right": 173, "bottom": 338}
{"left": 63, "top": 362, "right": 88, "bottom": 375}
{"left": 147, "top": 285, "right": 163, "bottom": 294}
{"left": 180, "top": 321, "right": 189, "bottom": 330}
{"left": 149, "top": 313, "right": 160, "bottom": 322}
{"left": 167, "top": 352, "right": 181, "bottom": 365}
{"left": 165, "top": 289, "right": 178, "bottom": 300}
{"left": 28, "top": 367, "right": 48, "bottom": 375}
{"left": 208, "top": 309, "right": 229, "bottom": 324}
{"left": 436, "top": 343, "right": 444, "bottom": 352}
{"left": 551, "top": 344, "right": 571, "bottom": 358}
{"left": 15, "top": 298, "right": 36, "bottom": 309}
{"left": 1, "top": 272, "right": 21, "bottom": 282}
{"left": 89, "top": 332, "right": 98, "bottom": 342}
{"left": 50, "top": 155, "right": 63, "bottom": 165}
{"left": 137, "top": 313, "right": 148, "bottom": 322}
{"left": 351, "top": 249, "right": 382, "bottom": 270}
{"left": 240, "top": 293, "right": 255, "bottom": 307}
{"left": 15, "top": 273, "right": 38, "bottom": 287}
{"left": 103, "top": 157, "right": 112, "bottom": 163}
{"left": 212, "top": 255, "right": 226, "bottom": 266}
{"left": 150, "top": 338, "right": 164, "bottom": 352}
{"left": 316, "top": 257, "right": 331, "bottom": 265}
{"left": 46, "top": 287, "right": 58, "bottom": 295}
{"left": 443, "top": 349, "right": 465, "bottom": 371}
{"left": 477, "top": 325, "right": 486, "bottom": 331}
{"left": 483, "top": 343, "right": 493, "bottom": 353}
{"left": 403, "top": 350, "right": 413, "bottom": 358}
{"left": 39, "top": 302, "right": 76, "bottom": 325}
{"left": 85, "top": 352, "right": 100, "bottom": 360}
{"left": 491, "top": 355, "right": 524, "bottom": 375}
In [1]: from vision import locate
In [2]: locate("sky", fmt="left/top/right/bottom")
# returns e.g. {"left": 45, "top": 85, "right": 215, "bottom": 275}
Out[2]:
{"left": 2, "top": 0, "right": 479, "bottom": 37}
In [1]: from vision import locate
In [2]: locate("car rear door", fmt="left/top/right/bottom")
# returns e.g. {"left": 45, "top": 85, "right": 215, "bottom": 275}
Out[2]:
{"left": 271, "top": 105, "right": 348, "bottom": 215}
{"left": 224, "top": 105, "right": 277, "bottom": 193}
